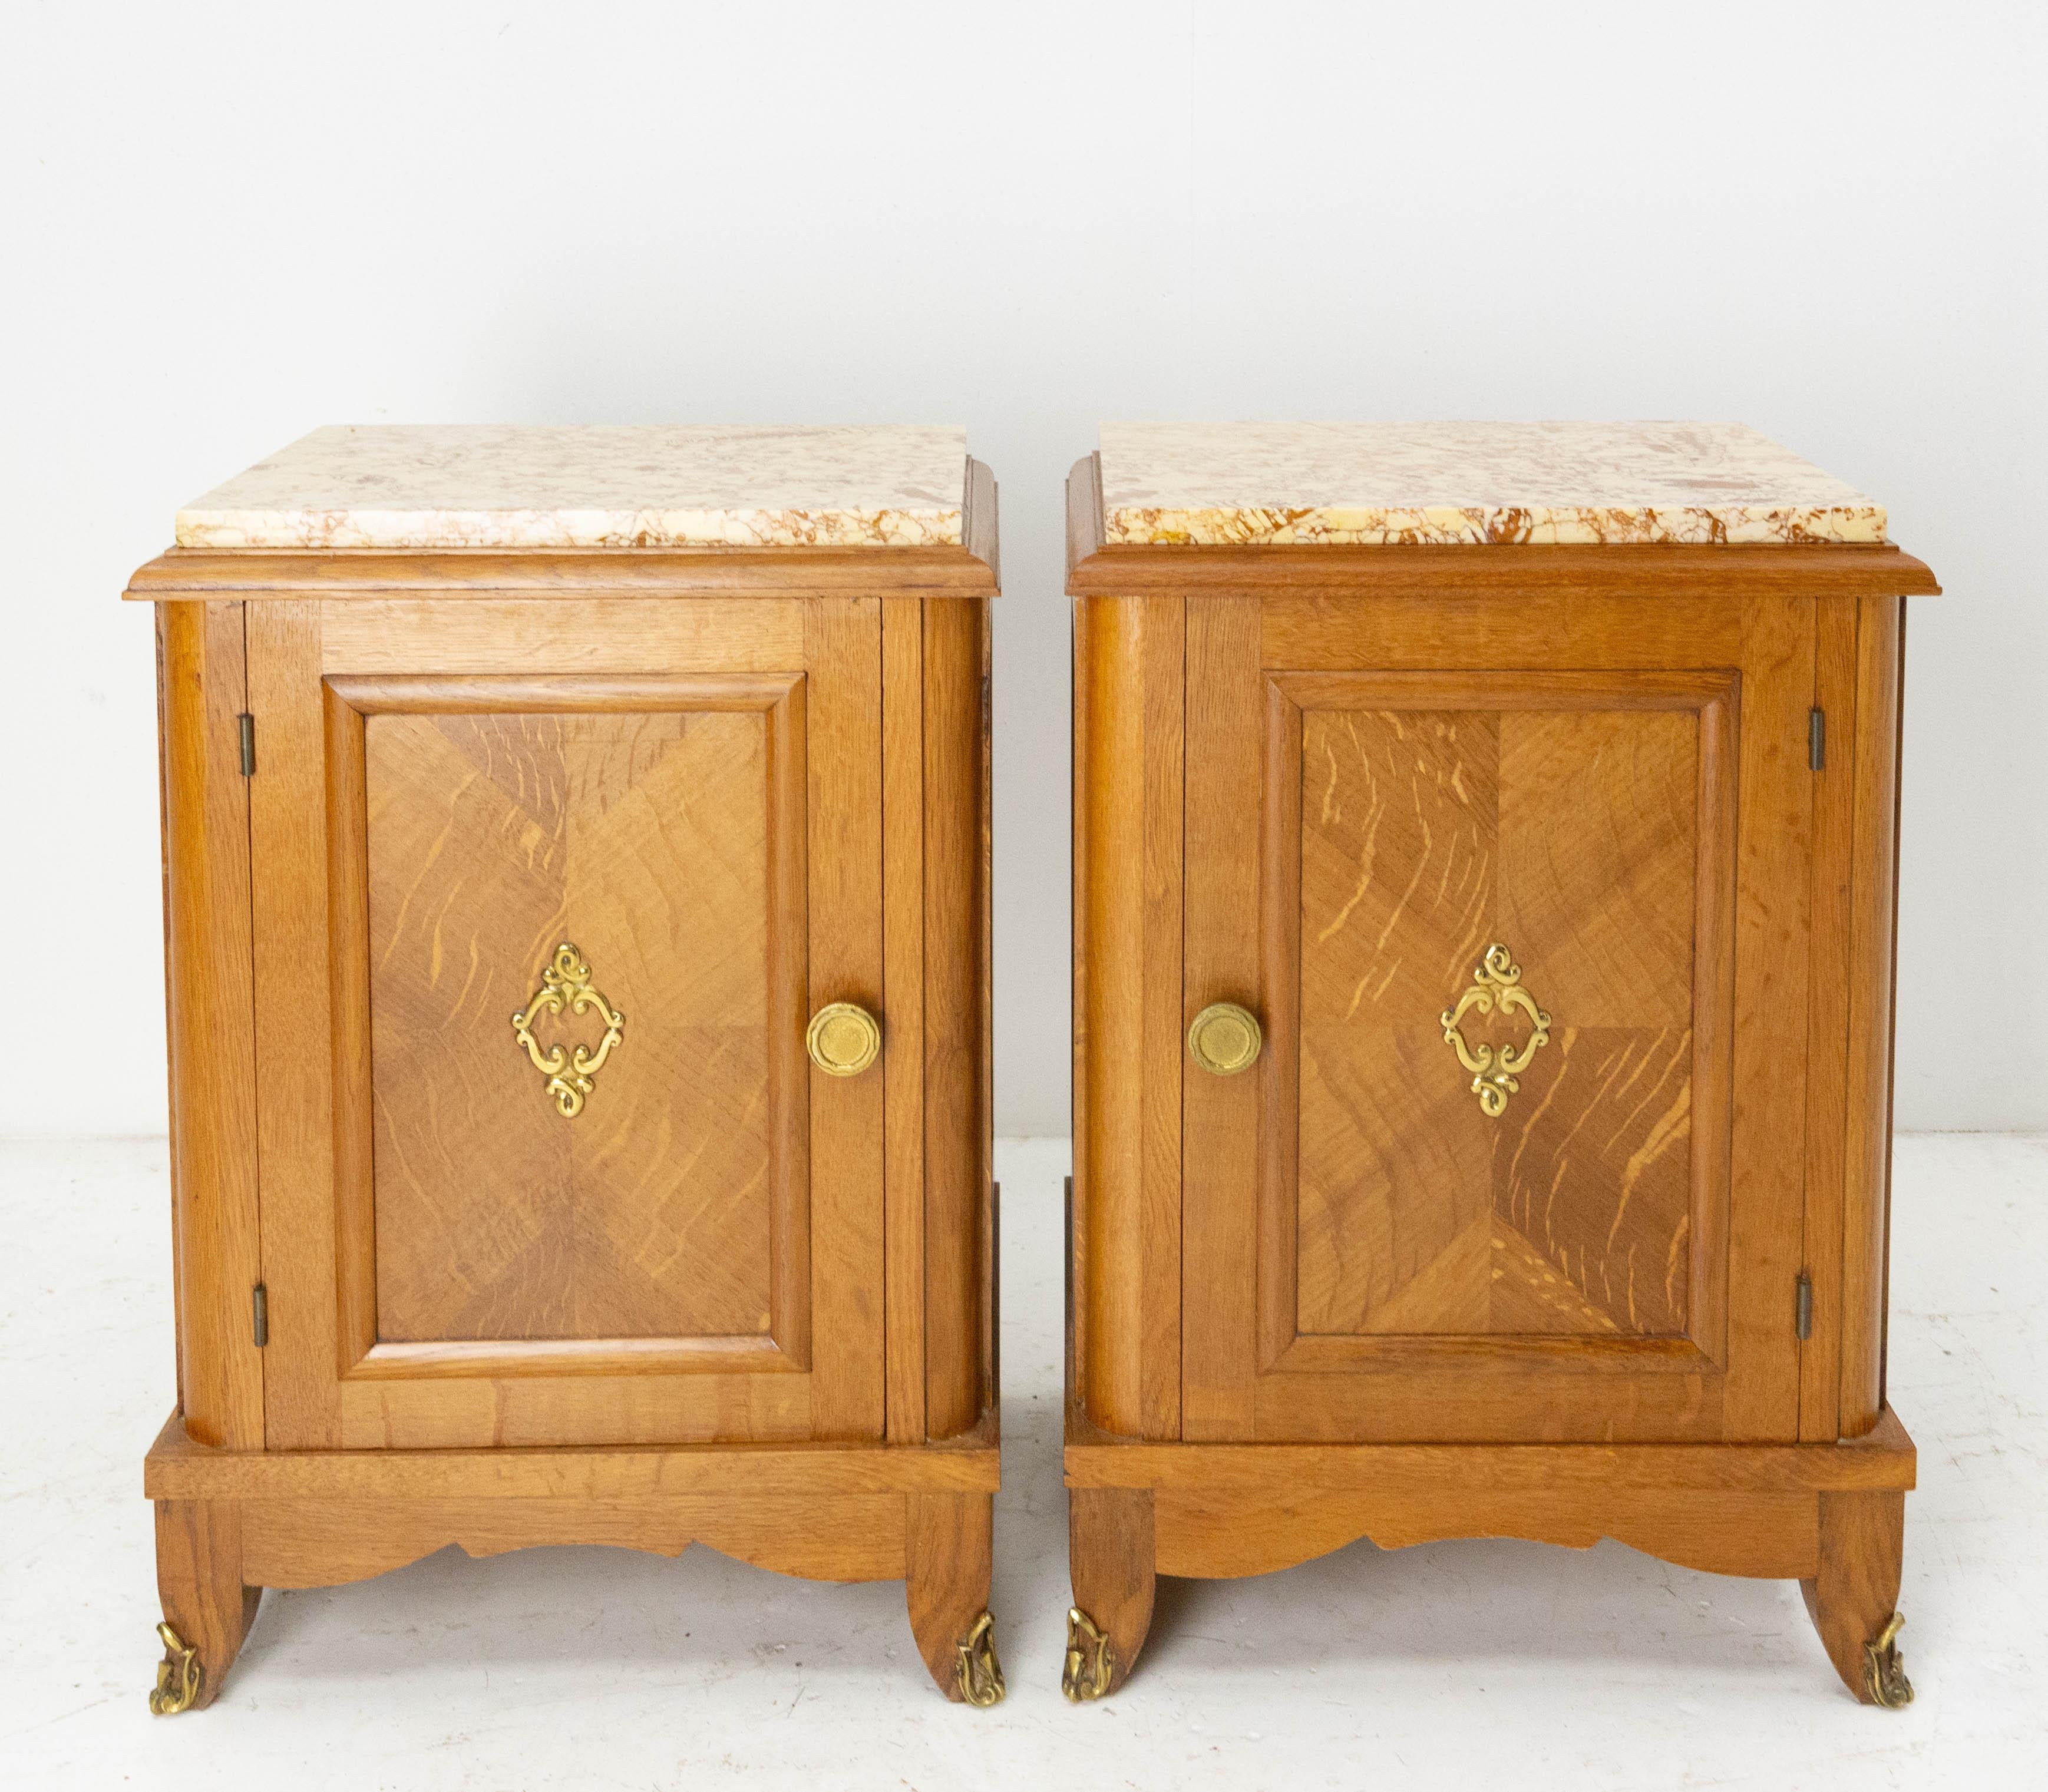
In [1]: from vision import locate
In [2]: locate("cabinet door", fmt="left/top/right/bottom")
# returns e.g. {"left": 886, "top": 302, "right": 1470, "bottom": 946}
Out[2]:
{"left": 1183, "top": 593, "right": 1814, "bottom": 1444}
{"left": 248, "top": 597, "right": 883, "bottom": 1449}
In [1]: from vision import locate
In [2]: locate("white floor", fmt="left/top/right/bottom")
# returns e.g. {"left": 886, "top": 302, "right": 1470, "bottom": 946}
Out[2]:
{"left": 2, "top": 1134, "right": 2043, "bottom": 1790}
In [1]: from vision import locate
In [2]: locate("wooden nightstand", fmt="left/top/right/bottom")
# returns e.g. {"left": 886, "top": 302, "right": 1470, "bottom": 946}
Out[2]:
{"left": 132, "top": 426, "right": 1002, "bottom": 1710}
{"left": 1063, "top": 422, "right": 1935, "bottom": 1708}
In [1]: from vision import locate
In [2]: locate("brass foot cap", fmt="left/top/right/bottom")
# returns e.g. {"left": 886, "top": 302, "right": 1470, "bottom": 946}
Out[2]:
{"left": 1863, "top": 1611, "right": 1914, "bottom": 1710}
{"left": 1062, "top": 1607, "right": 1117, "bottom": 1702}
{"left": 955, "top": 1611, "right": 1005, "bottom": 1707}
{"left": 148, "top": 1622, "right": 202, "bottom": 1715}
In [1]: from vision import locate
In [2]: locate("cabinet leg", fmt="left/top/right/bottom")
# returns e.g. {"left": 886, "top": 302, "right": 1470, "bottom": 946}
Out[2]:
{"left": 1801, "top": 1490, "right": 1914, "bottom": 1707}
{"left": 905, "top": 1492, "right": 1003, "bottom": 1705}
{"left": 150, "top": 1499, "right": 260, "bottom": 1714}
{"left": 1065, "top": 1486, "right": 1154, "bottom": 1701}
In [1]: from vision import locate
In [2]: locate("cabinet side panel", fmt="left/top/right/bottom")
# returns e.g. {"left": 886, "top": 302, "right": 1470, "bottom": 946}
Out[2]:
{"left": 1079, "top": 596, "right": 1147, "bottom": 1432}
{"left": 923, "top": 596, "right": 988, "bottom": 1436}
{"left": 1140, "top": 594, "right": 1185, "bottom": 1437}
{"left": 1799, "top": 597, "right": 1859, "bottom": 1439}
{"left": 158, "top": 601, "right": 264, "bottom": 1450}
{"left": 883, "top": 597, "right": 927, "bottom": 1442}
{"left": 1076, "top": 594, "right": 1183, "bottom": 1437}
{"left": 1841, "top": 596, "right": 1903, "bottom": 1437}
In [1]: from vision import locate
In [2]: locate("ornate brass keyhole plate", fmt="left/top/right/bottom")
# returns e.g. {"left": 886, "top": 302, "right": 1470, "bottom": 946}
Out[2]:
{"left": 1440, "top": 943, "right": 1552, "bottom": 1117}
{"left": 510, "top": 942, "right": 626, "bottom": 1118}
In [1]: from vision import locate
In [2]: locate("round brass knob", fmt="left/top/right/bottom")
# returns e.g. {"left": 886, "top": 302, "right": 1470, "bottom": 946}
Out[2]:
{"left": 806, "top": 1001, "right": 881, "bottom": 1077}
{"left": 1187, "top": 1002, "right": 1262, "bottom": 1076}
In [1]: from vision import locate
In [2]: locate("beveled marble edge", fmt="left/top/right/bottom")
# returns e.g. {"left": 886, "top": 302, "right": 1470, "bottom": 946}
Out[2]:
{"left": 175, "top": 424, "right": 970, "bottom": 550}
{"left": 1100, "top": 502, "right": 1887, "bottom": 547}
{"left": 176, "top": 504, "right": 965, "bottom": 550}
{"left": 1097, "top": 421, "right": 1887, "bottom": 546}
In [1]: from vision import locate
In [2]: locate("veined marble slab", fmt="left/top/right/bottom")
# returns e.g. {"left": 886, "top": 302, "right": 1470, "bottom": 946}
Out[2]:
{"left": 176, "top": 425, "right": 970, "bottom": 549}
{"left": 1097, "top": 421, "right": 1885, "bottom": 546}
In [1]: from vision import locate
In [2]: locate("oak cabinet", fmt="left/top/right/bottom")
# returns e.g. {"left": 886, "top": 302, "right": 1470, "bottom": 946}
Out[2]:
{"left": 1064, "top": 424, "right": 1936, "bottom": 1708}
{"left": 136, "top": 427, "right": 1002, "bottom": 1710}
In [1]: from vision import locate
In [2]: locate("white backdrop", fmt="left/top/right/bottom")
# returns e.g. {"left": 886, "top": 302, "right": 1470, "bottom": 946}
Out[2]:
{"left": 2, "top": 1, "right": 2042, "bottom": 1137}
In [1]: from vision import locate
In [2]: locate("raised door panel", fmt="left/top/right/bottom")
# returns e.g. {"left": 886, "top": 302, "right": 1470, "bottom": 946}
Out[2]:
{"left": 251, "top": 598, "right": 883, "bottom": 1450}
{"left": 353, "top": 685, "right": 802, "bottom": 1364}
{"left": 1295, "top": 699, "right": 1702, "bottom": 1343}
{"left": 1182, "top": 596, "right": 1812, "bottom": 1445}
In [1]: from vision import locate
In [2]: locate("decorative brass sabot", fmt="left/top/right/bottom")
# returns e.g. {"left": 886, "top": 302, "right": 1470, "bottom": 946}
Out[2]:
{"left": 1439, "top": 943, "right": 1551, "bottom": 1117}
{"left": 1062, "top": 1606, "right": 1117, "bottom": 1702}
{"left": 954, "top": 1611, "right": 1006, "bottom": 1707}
{"left": 1864, "top": 1611, "right": 1914, "bottom": 1709}
{"left": 510, "top": 943, "right": 625, "bottom": 1119}
{"left": 148, "top": 1621, "right": 201, "bottom": 1715}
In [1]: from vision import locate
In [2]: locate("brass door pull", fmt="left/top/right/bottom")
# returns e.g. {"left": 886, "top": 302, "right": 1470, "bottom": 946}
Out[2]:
{"left": 807, "top": 1001, "right": 882, "bottom": 1077}
{"left": 1187, "top": 1002, "right": 1262, "bottom": 1076}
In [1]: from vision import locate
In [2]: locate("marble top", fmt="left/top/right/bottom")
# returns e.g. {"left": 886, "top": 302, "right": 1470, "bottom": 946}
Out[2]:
{"left": 176, "top": 425, "right": 970, "bottom": 549}
{"left": 1097, "top": 421, "right": 1885, "bottom": 546}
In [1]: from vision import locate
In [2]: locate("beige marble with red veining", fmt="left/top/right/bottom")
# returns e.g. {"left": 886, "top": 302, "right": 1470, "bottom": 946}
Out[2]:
{"left": 176, "top": 424, "right": 969, "bottom": 549}
{"left": 1098, "top": 421, "right": 1886, "bottom": 546}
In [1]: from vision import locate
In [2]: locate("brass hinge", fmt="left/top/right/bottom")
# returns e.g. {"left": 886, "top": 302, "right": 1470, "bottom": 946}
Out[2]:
{"left": 252, "top": 1282, "right": 268, "bottom": 1347}
{"left": 237, "top": 712, "right": 256, "bottom": 776}
{"left": 1795, "top": 1271, "right": 1813, "bottom": 1341}
{"left": 1808, "top": 707, "right": 1825, "bottom": 771}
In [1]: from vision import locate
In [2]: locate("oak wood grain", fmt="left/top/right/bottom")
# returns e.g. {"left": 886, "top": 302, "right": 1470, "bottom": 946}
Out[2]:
{"left": 923, "top": 596, "right": 988, "bottom": 1437}
{"left": 239, "top": 1494, "right": 907, "bottom": 1588}
{"left": 249, "top": 605, "right": 886, "bottom": 1449}
{"left": 1068, "top": 1487, "right": 1155, "bottom": 1697}
{"left": 153, "top": 1499, "right": 260, "bottom": 1711}
{"left": 905, "top": 1492, "right": 997, "bottom": 1699}
{"left": 361, "top": 695, "right": 791, "bottom": 1348}
{"left": 128, "top": 540, "right": 999, "bottom": 601}
{"left": 1075, "top": 596, "right": 1184, "bottom": 1437}
{"left": 1065, "top": 1404, "right": 1914, "bottom": 1493}
{"left": 157, "top": 601, "right": 264, "bottom": 1450}
{"left": 146, "top": 1409, "right": 999, "bottom": 1499}
{"left": 1801, "top": 1489, "right": 1908, "bottom": 1703}
{"left": 1841, "top": 597, "right": 1904, "bottom": 1436}
{"left": 1799, "top": 596, "right": 1859, "bottom": 1440}
{"left": 803, "top": 599, "right": 886, "bottom": 1440}
{"left": 1181, "top": 597, "right": 1263, "bottom": 1440}
{"left": 318, "top": 599, "right": 805, "bottom": 675}
{"left": 882, "top": 597, "right": 927, "bottom": 1443}
{"left": 1153, "top": 1486, "right": 1820, "bottom": 1581}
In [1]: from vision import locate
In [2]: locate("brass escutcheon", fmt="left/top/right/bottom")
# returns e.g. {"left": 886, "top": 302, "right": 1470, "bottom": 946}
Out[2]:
{"left": 510, "top": 943, "right": 625, "bottom": 1118}
{"left": 148, "top": 1621, "right": 202, "bottom": 1715}
{"left": 1863, "top": 1611, "right": 1914, "bottom": 1709}
{"left": 1062, "top": 1606, "right": 1117, "bottom": 1702}
{"left": 1187, "top": 1001, "right": 1263, "bottom": 1077}
{"left": 954, "top": 1611, "right": 1006, "bottom": 1707}
{"left": 1440, "top": 943, "right": 1552, "bottom": 1117}
{"left": 807, "top": 1001, "right": 881, "bottom": 1077}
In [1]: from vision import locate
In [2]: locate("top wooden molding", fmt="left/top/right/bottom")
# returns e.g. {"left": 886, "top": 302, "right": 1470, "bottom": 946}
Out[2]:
{"left": 1067, "top": 444, "right": 1938, "bottom": 599}
{"left": 128, "top": 426, "right": 999, "bottom": 599}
